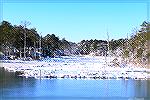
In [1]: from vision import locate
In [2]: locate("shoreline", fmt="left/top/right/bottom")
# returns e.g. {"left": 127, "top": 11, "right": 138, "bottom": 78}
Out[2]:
{"left": 0, "top": 56, "right": 150, "bottom": 80}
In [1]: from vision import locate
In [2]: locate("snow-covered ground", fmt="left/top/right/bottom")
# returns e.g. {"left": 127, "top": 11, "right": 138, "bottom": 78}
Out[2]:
{"left": 0, "top": 56, "right": 150, "bottom": 80}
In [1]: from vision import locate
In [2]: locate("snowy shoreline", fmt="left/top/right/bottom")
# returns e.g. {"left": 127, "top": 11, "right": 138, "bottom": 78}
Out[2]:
{"left": 0, "top": 56, "right": 150, "bottom": 80}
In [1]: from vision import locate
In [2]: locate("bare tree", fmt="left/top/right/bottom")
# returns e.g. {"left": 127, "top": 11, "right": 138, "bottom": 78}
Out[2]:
{"left": 21, "top": 21, "right": 31, "bottom": 58}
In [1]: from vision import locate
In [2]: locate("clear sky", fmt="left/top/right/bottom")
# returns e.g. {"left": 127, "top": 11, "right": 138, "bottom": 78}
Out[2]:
{"left": 1, "top": 0, "right": 150, "bottom": 43}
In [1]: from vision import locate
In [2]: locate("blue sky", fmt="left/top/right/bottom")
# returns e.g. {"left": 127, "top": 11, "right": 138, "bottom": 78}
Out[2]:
{"left": 2, "top": 0, "right": 150, "bottom": 43}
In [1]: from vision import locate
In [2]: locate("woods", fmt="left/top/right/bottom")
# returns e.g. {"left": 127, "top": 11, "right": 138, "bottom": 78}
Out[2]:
{"left": 0, "top": 20, "right": 150, "bottom": 66}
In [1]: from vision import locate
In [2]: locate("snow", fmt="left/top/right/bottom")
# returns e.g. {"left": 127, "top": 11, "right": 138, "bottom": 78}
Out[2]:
{"left": 0, "top": 56, "right": 150, "bottom": 80}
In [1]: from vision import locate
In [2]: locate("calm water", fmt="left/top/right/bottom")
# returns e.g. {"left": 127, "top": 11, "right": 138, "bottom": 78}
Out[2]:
{"left": 0, "top": 68, "right": 150, "bottom": 100}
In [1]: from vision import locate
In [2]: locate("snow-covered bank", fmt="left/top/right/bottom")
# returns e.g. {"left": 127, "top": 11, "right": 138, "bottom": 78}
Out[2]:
{"left": 0, "top": 56, "right": 150, "bottom": 80}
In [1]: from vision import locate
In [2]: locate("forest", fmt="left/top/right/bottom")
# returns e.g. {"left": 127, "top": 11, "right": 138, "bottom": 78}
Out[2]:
{"left": 0, "top": 20, "right": 150, "bottom": 66}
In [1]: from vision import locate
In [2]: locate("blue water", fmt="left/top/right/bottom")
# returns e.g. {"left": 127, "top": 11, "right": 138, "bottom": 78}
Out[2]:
{"left": 0, "top": 68, "right": 150, "bottom": 100}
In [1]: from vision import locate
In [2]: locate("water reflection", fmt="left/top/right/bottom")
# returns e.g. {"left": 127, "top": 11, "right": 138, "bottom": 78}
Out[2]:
{"left": 121, "top": 79, "right": 148, "bottom": 97}
{"left": 0, "top": 67, "right": 36, "bottom": 97}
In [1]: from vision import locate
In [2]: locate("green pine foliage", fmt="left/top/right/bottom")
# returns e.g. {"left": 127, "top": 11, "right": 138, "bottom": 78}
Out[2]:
{"left": 0, "top": 20, "right": 149, "bottom": 62}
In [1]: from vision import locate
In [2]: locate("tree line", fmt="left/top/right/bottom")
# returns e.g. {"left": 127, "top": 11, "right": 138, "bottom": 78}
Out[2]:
{"left": 0, "top": 20, "right": 150, "bottom": 65}
{"left": 0, "top": 21, "right": 71, "bottom": 58}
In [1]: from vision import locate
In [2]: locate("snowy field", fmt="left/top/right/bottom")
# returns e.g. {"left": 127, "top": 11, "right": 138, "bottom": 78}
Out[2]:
{"left": 0, "top": 56, "right": 150, "bottom": 80}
